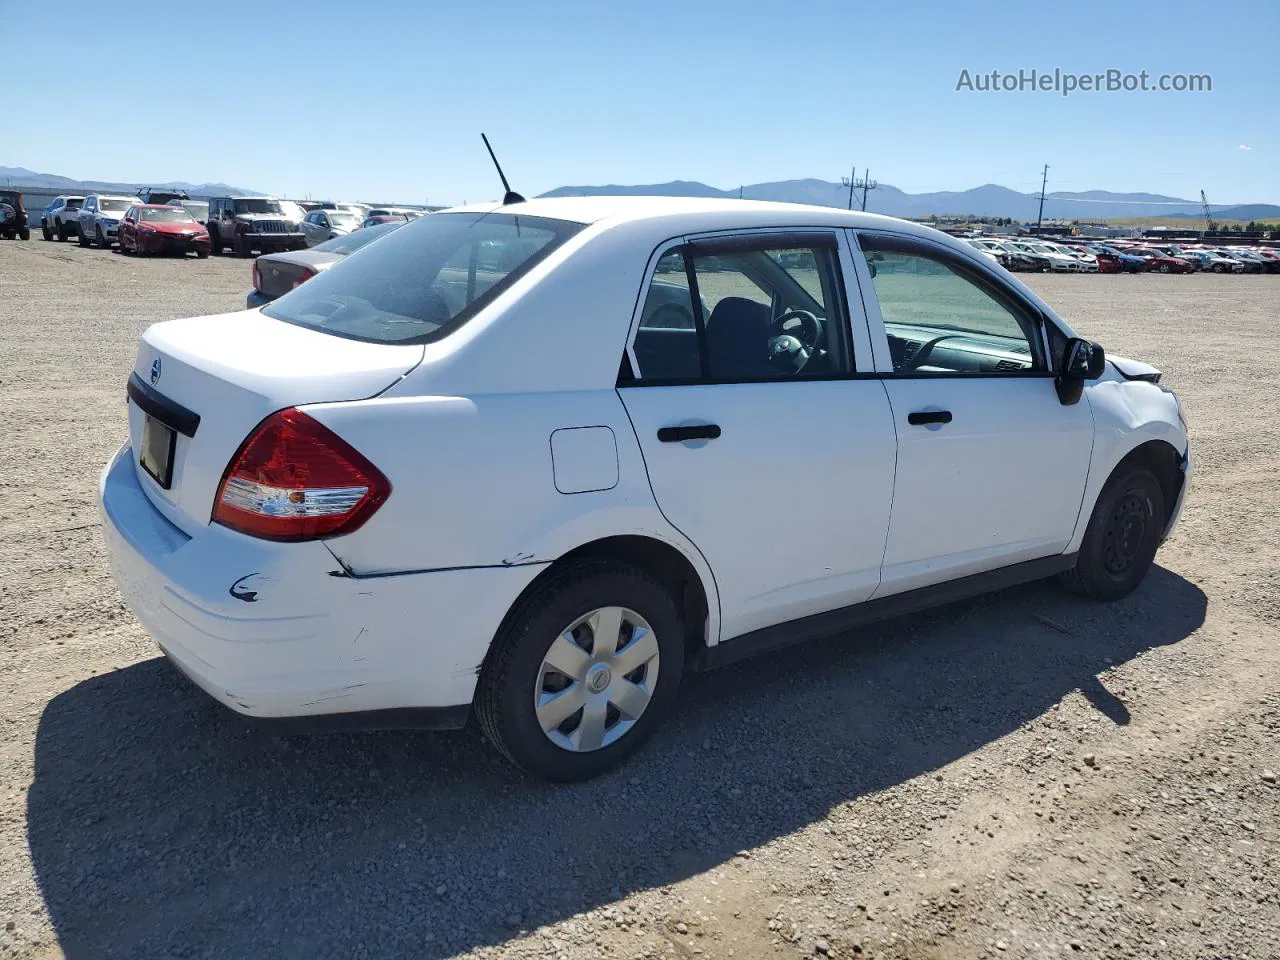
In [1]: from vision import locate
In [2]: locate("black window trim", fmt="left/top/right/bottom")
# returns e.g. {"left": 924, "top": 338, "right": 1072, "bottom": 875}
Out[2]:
{"left": 620, "top": 229, "right": 861, "bottom": 388}
{"left": 854, "top": 229, "right": 1056, "bottom": 379}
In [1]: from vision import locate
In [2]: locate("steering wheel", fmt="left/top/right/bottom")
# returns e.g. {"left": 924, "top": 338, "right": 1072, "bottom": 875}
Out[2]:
{"left": 766, "top": 309, "right": 823, "bottom": 373}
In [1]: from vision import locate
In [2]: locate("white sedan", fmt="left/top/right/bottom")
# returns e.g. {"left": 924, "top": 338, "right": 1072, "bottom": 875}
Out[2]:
{"left": 100, "top": 197, "right": 1190, "bottom": 781}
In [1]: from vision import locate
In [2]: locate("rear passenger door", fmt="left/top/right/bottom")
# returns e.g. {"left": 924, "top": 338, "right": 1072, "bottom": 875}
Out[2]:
{"left": 618, "top": 231, "right": 897, "bottom": 643}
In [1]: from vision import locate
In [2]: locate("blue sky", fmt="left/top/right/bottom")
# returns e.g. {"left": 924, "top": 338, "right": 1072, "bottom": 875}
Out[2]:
{"left": 5, "top": 0, "right": 1276, "bottom": 204}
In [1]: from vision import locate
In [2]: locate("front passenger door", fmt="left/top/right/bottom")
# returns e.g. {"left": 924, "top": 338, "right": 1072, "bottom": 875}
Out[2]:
{"left": 853, "top": 231, "right": 1094, "bottom": 597}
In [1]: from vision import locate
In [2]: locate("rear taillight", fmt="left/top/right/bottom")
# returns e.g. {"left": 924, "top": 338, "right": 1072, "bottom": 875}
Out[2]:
{"left": 291, "top": 268, "right": 315, "bottom": 289}
{"left": 213, "top": 408, "right": 390, "bottom": 542}
{"left": 251, "top": 260, "right": 262, "bottom": 292}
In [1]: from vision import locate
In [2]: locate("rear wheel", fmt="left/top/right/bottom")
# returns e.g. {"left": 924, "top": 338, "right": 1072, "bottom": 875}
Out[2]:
{"left": 56, "top": 222, "right": 69, "bottom": 241}
{"left": 18, "top": 227, "right": 29, "bottom": 241}
{"left": 1159, "top": 263, "right": 1171, "bottom": 274}
{"left": 1059, "top": 467, "right": 1165, "bottom": 601}
{"left": 476, "top": 560, "right": 684, "bottom": 781}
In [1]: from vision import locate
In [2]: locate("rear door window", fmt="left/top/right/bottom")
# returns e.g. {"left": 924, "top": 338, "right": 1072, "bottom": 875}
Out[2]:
{"left": 627, "top": 234, "right": 853, "bottom": 383}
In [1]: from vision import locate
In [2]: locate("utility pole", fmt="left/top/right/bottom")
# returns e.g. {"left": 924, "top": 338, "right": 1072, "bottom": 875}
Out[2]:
{"left": 739, "top": 185, "right": 743, "bottom": 199}
{"left": 840, "top": 166, "right": 856, "bottom": 210}
{"left": 1036, "top": 164, "right": 1049, "bottom": 230}
{"left": 860, "top": 168, "right": 877, "bottom": 211}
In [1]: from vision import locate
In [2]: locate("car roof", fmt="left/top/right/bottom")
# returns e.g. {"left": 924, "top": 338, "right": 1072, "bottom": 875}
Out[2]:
{"left": 136, "top": 203, "right": 188, "bottom": 209}
{"left": 444, "top": 195, "right": 949, "bottom": 237}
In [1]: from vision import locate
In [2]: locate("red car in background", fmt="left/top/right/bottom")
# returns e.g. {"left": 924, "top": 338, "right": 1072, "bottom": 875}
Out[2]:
{"left": 118, "top": 204, "right": 211, "bottom": 258}
{"left": 1131, "top": 248, "right": 1195, "bottom": 274}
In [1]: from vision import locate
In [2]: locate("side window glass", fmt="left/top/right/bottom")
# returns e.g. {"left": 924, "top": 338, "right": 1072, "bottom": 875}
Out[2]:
{"left": 861, "top": 245, "right": 1041, "bottom": 374}
{"left": 690, "top": 243, "right": 850, "bottom": 381}
{"left": 628, "top": 239, "right": 852, "bottom": 384}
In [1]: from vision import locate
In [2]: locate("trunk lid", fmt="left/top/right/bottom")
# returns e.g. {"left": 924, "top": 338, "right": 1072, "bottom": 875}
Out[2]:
{"left": 127, "top": 309, "right": 422, "bottom": 535}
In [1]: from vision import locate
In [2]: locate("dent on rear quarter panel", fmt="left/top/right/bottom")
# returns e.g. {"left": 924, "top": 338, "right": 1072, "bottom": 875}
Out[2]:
{"left": 1066, "top": 376, "right": 1188, "bottom": 553}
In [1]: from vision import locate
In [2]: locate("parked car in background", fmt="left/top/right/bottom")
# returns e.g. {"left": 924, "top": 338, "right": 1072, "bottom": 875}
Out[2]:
{"left": 1251, "top": 248, "right": 1280, "bottom": 272}
{"left": 316, "top": 201, "right": 369, "bottom": 220}
{"left": 301, "top": 209, "right": 362, "bottom": 246}
{"left": 1176, "top": 250, "right": 1238, "bottom": 273}
{"left": 360, "top": 213, "right": 409, "bottom": 229}
{"left": 1008, "top": 240, "right": 1078, "bottom": 271}
{"left": 102, "top": 198, "right": 1189, "bottom": 781}
{"left": 207, "top": 196, "right": 307, "bottom": 256}
{"left": 118, "top": 204, "right": 211, "bottom": 258}
{"left": 40, "top": 195, "right": 84, "bottom": 240}
{"left": 278, "top": 200, "right": 307, "bottom": 226}
{"left": 76, "top": 194, "right": 135, "bottom": 247}
{"left": 1086, "top": 244, "right": 1148, "bottom": 273}
{"left": 1130, "top": 249, "right": 1195, "bottom": 274}
{"left": 1221, "top": 249, "right": 1271, "bottom": 273}
{"left": 0, "top": 190, "right": 31, "bottom": 240}
{"left": 137, "top": 187, "right": 190, "bottom": 206}
{"left": 961, "top": 238, "right": 1003, "bottom": 266}
{"left": 246, "top": 220, "right": 404, "bottom": 307}
{"left": 171, "top": 199, "right": 209, "bottom": 224}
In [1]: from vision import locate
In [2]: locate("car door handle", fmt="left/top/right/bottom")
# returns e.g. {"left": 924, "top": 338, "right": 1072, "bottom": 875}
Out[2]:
{"left": 657, "top": 424, "right": 721, "bottom": 443}
{"left": 907, "top": 410, "right": 953, "bottom": 426}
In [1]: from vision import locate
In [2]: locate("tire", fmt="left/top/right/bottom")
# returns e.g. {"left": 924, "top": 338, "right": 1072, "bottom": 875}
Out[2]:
{"left": 57, "top": 222, "right": 69, "bottom": 241}
{"left": 41, "top": 220, "right": 53, "bottom": 241}
{"left": 196, "top": 247, "right": 209, "bottom": 259}
{"left": 1059, "top": 466, "right": 1165, "bottom": 601}
{"left": 237, "top": 235, "right": 253, "bottom": 258}
{"left": 18, "top": 227, "right": 30, "bottom": 241}
{"left": 95, "top": 225, "right": 108, "bottom": 248}
{"left": 476, "top": 559, "right": 685, "bottom": 782}
{"left": 1159, "top": 263, "right": 1171, "bottom": 274}
{"left": 208, "top": 226, "right": 221, "bottom": 254}
{"left": 77, "top": 224, "right": 91, "bottom": 247}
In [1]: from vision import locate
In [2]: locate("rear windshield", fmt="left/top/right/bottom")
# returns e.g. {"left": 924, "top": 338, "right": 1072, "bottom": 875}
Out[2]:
{"left": 65, "top": 198, "right": 84, "bottom": 210}
{"left": 99, "top": 198, "right": 131, "bottom": 212}
{"left": 313, "top": 220, "right": 402, "bottom": 253}
{"left": 263, "top": 212, "right": 583, "bottom": 345}
{"left": 139, "top": 207, "right": 196, "bottom": 222}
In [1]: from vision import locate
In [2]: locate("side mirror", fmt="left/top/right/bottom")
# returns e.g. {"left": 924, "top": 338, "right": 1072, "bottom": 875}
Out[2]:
{"left": 1063, "top": 337, "right": 1106, "bottom": 380}
{"left": 1056, "top": 337, "right": 1105, "bottom": 405}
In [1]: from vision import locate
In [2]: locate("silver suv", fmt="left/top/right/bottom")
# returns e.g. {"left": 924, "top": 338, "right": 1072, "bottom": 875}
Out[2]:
{"left": 75, "top": 195, "right": 136, "bottom": 248}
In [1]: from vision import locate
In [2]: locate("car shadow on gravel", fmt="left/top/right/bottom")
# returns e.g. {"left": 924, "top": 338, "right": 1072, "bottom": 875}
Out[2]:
{"left": 28, "top": 565, "right": 1205, "bottom": 959}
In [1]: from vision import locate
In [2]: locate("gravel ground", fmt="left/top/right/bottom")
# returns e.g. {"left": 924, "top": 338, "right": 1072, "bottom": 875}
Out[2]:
{"left": 0, "top": 239, "right": 1277, "bottom": 960}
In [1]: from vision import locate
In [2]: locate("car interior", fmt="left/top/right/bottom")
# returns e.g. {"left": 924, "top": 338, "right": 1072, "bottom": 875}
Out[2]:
{"left": 631, "top": 244, "right": 848, "bottom": 382}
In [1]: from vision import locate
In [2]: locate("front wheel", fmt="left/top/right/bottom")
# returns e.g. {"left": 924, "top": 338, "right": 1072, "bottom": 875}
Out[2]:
{"left": 41, "top": 220, "right": 53, "bottom": 241}
{"left": 18, "top": 227, "right": 30, "bottom": 241}
{"left": 236, "top": 235, "right": 253, "bottom": 258}
{"left": 77, "top": 224, "right": 91, "bottom": 247}
{"left": 95, "top": 225, "right": 109, "bottom": 248}
{"left": 1059, "top": 466, "right": 1165, "bottom": 601}
{"left": 476, "top": 560, "right": 685, "bottom": 781}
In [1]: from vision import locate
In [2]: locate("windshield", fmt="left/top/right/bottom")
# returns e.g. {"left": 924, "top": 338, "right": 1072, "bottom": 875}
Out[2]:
{"left": 263, "top": 212, "right": 583, "bottom": 345}
{"left": 139, "top": 207, "right": 196, "bottom": 222}
{"left": 234, "top": 198, "right": 283, "bottom": 214}
{"left": 329, "top": 214, "right": 359, "bottom": 227}
{"left": 178, "top": 200, "right": 208, "bottom": 220}
{"left": 99, "top": 198, "right": 131, "bottom": 213}
{"left": 313, "top": 221, "right": 403, "bottom": 253}
{"left": 278, "top": 201, "right": 305, "bottom": 222}
{"left": 65, "top": 198, "right": 84, "bottom": 210}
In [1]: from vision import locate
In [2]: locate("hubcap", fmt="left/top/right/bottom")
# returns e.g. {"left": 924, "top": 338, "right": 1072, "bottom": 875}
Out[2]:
{"left": 534, "top": 606, "right": 660, "bottom": 753}
{"left": 1102, "top": 491, "right": 1149, "bottom": 577}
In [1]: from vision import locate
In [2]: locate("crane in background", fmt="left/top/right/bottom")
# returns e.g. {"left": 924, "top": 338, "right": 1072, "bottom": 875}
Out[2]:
{"left": 1200, "top": 190, "right": 1214, "bottom": 233}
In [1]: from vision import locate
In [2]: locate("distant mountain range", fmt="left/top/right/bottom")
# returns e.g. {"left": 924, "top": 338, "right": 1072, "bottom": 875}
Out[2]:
{"left": 0, "top": 166, "right": 259, "bottom": 198}
{"left": 540, "top": 178, "right": 1280, "bottom": 222}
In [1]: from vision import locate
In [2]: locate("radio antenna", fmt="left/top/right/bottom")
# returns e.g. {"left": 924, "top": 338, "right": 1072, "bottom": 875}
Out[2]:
{"left": 481, "top": 133, "right": 526, "bottom": 205}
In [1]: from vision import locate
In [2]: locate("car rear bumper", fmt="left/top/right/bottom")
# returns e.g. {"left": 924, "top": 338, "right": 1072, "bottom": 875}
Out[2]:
{"left": 99, "top": 443, "right": 541, "bottom": 724}
{"left": 245, "top": 289, "right": 272, "bottom": 309}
